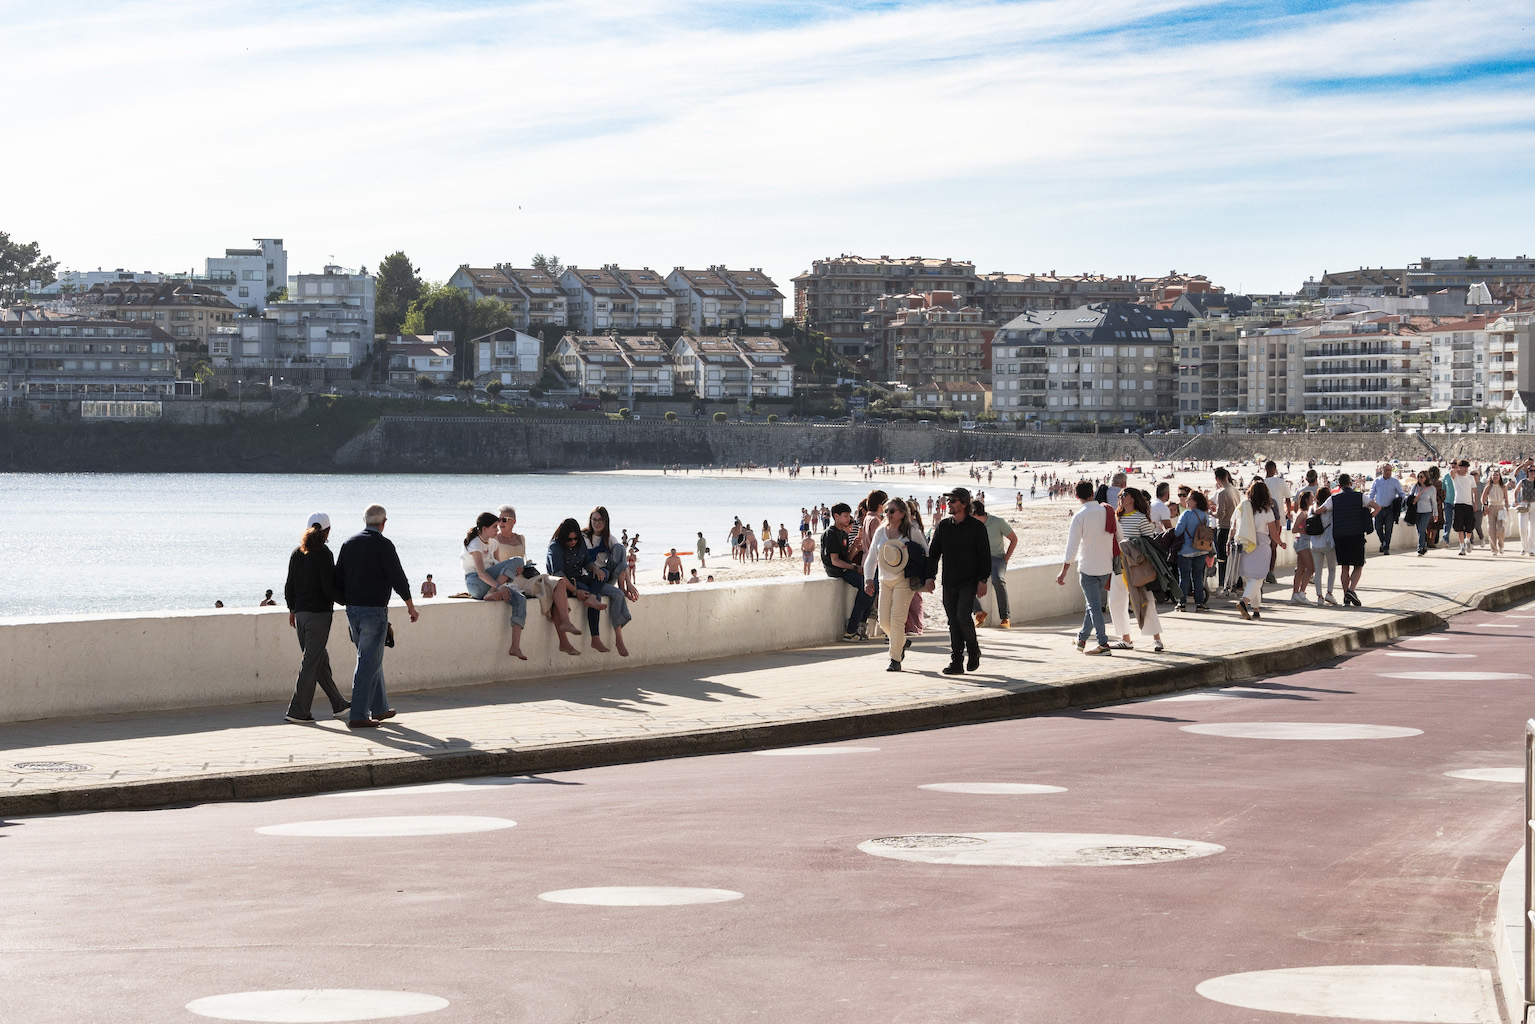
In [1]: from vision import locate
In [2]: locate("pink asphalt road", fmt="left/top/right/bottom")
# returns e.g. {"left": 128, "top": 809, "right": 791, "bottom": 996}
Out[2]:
{"left": 3, "top": 604, "right": 1532, "bottom": 1023}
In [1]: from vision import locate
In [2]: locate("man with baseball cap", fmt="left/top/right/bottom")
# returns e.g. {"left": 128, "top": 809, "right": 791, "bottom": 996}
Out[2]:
{"left": 923, "top": 487, "right": 991, "bottom": 674}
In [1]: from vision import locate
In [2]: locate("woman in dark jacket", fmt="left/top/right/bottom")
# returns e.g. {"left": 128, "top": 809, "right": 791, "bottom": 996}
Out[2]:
{"left": 282, "top": 512, "right": 349, "bottom": 723}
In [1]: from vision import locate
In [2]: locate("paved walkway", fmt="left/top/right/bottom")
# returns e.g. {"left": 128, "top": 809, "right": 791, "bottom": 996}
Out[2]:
{"left": 4, "top": 546, "right": 1535, "bottom": 816}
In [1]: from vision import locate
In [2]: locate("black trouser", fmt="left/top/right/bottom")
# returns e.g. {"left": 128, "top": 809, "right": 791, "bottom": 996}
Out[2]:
{"left": 1374, "top": 508, "right": 1396, "bottom": 552}
{"left": 942, "top": 582, "right": 980, "bottom": 665}
{"left": 1215, "top": 527, "right": 1231, "bottom": 587}
{"left": 287, "top": 611, "right": 347, "bottom": 717}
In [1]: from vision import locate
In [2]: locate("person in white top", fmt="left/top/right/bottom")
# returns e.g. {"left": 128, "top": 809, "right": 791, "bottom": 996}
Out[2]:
{"left": 861, "top": 497, "right": 927, "bottom": 672}
{"left": 1108, "top": 488, "right": 1164, "bottom": 653}
{"left": 461, "top": 511, "right": 529, "bottom": 661}
{"left": 1149, "top": 482, "right": 1174, "bottom": 532}
{"left": 1262, "top": 460, "right": 1291, "bottom": 582}
{"left": 1057, "top": 479, "right": 1116, "bottom": 655}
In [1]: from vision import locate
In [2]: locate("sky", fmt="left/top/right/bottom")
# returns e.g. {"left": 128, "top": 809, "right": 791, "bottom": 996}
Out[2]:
{"left": 7, "top": 0, "right": 1534, "bottom": 296}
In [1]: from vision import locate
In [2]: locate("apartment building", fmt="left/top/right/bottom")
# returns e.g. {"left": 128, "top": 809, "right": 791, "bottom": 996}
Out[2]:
{"left": 553, "top": 333, "right": 677, "bottom": 400}
{"left": 448, "top": 266, "right": 571, "bottom": 332}
{"left": 0, "top": 308, "right": 176, "bottom": 386}
{"left": 76, "top": 280, "right": 240, "bottom": 346}
{"left": 205, "top": 238, "right": 287, "bottom": 312}
{"left": 793, "top": 256, "right": 979, "bottom": 364}
{"left": 673, "top": 333, "right": 793, "bottom": 400}
{"left": 1134, "top": 271, "right": 1215, "bottom": 307}
{"left": 1405, "top": 256, "right": 1535, "bottom": 295}
{"left": 284, "top": 265, "right": 375, "bottom": 340}
{"left": 1300, "top": 267, "right": 1406, "bottom": 299}
{"left": 976, "top": 272, "right": 1137, "bottom": 326}
{"left": 1417, "top": 312, "right": 1535, "bottom": 414}
{"left": 560, "top": 266, "right": 678, "bottom": 334}
{"left": 1172, "top": 315, "right": 1281, "bottom": 417}
{"left": 990, "top": 304, "right": 1188, "bottom": 425}
{"left": 472, "top": 327, "right": 542, "bottom": 385}
{"left": 864, "top": 291, "right": 991, "bottom": 385}
{"left": 35, "top": 269, "right": 161, "bottom": 298}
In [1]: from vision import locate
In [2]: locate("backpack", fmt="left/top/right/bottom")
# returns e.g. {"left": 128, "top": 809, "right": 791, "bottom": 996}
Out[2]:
{"left": 1192, "top": 518, "right": 1215, "bottom": 552}
{"left": 1305, "top": 509, "right": 1326, "bottom": 536}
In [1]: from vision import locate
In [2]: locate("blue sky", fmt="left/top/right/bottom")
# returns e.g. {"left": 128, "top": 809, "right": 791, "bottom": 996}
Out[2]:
{"left": 7, "top": 0, "right": 1533, "bottom": 294}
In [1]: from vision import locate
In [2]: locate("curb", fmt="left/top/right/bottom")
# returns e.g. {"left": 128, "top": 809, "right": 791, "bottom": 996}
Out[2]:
{"left": 3, "top": 577, "right": 1530, "bottom": 818}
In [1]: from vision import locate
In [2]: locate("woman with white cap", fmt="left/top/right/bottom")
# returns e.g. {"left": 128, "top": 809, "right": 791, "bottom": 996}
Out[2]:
{"left": 861, "top": 496, "right": 927, "bottom": 672}
{"left": 282, "top": 512, "right": 350, "bottom": 723}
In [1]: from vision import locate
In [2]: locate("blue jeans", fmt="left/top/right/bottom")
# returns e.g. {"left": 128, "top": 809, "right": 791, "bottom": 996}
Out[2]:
{"left": 1416, "top": 514, "right": 1430, "bottom": 554}
{"left": 972, "top": 555, "right": 1010, "bottom": 620}
{"left": 477, "top": 558, "right": 529, "bottom": 628}
{"left": 1178, "top": 554, "right": 1207, "bottom": 607}
{"left": 346, "top": 605, "right": 391, "bottom": 722}
{"left": 841, "top": 571, "right": 875, "bottom": 633}
{"left": 1077, "top": 572, "right": 1110, "bottom": 647}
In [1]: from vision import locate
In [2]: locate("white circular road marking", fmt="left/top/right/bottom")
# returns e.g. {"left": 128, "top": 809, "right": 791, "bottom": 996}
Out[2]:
{"left": 1445, "top": 767, "right": 1523, "bottom": 783}
{"left": 256, "top": 816, "right": 516, "bottom": 837}
{"left": 857, "top": 832, "right": 1224, "bottom": 866}
{"left": 1143, "top": 686, "right": 1270, "bottom": 702}
{"left": 1181, "top": 723, "right": 1422, "bottom": 740}
{"left": 1382, "top": 651, "right": 1476, "bottom": 659}
{"left": 751, "top": 746, "right": 879, "bottom": 756}
{"left": 1475, "top": 623, "right": 1520, "bottom": 628}
{"left": 186, "top": 989, "right": 448, "bottom": 1022}
{"left": 321, "top": 778, "right": 548, "bottom": 798}
{"left": 1380, "top": 671, "right": 1531, "bottom": 681}
{"left": 919, "top": 783, "right": 1067, "bottom": 795}
{"left": 538, "top": 887, "right": 744, "bottom": 906}
{"left": 1196, "top": 965, "right": 1499, "bottom": 1023}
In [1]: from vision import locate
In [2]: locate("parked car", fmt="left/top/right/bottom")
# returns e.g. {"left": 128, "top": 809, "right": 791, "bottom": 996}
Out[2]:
{"left": 571, "top": 396, "right": 602, "bottom": 411}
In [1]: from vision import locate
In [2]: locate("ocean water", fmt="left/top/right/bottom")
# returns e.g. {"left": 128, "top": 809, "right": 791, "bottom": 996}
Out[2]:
{"left": 0, "top": 471, "right": 953, "bottom": 618}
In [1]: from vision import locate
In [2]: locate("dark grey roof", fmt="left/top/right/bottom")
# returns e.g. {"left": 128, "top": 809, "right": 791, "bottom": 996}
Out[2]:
{"left": 1172, "top": 291, "right": 1254, "bottom": 317}
{"left": 995, "top": 303, "right": 1190, "bottom": 345}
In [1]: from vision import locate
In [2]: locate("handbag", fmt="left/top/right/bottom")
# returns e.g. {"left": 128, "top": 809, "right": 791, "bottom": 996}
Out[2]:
{"left": 1121, "top": 541, "right": 1157, "bottom": 589}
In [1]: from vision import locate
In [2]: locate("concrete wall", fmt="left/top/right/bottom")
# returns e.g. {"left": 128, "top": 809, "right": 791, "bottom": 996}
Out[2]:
{"left": 0, "top": 577, "right": 850, "bottom": 725}
{"left": 336, "top": 417, "right": 1535, "bottom": 474}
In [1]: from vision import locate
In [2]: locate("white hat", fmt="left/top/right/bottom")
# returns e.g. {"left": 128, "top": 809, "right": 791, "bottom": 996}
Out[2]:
{"left": 306, "top": 512, "right": 331, "bottom": 530}
{"left": 878, "top": 540, "right": 909, "bottom": 572}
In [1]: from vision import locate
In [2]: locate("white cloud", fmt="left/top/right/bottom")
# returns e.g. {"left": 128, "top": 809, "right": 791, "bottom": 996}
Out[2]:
{"left": 6, "top": 0, "right": 1532, "bottom": 293}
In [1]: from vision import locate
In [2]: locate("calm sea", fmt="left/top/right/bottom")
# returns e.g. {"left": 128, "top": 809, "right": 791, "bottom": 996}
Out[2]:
{"left": 0, "top": 471, "right": 967, "bottom": 618}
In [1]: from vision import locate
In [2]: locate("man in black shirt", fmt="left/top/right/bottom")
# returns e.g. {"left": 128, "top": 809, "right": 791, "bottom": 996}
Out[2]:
{"left": 822, "top": 502, "right": 873, "bottom": 641}
{"left": 924, "top": 487, "right": 991, "bottom": 674}
{"left": 335, "top": 504, "right": 419, "bottom": 728}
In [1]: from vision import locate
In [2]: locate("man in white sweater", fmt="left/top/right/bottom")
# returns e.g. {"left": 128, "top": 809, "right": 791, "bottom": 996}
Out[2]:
{"left": 1056, "top": 479, "right": 1115, "bottom": 655}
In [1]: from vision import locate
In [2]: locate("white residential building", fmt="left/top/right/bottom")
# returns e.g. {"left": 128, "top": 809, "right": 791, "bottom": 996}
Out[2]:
{"left": 448, "top": 265, "right": 570, "bottom": 332}
{"left": 672, "top": 333, "right": 793, "bottom": 400}
{"left": 472, "top": 327, "right": 543, "bottom": 385}
{"left": 553, "top": 333, "right": 676, "bottom": 400}
{"left": 388, "top": 333, "right": 456, "bottom": 385}
{"left": 206, "top": 238, "right": 287, "bottom": 313}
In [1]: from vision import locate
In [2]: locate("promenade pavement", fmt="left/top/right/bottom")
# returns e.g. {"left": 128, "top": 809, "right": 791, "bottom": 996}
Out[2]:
{"left": 3, "top": 544, "right": 1534, "bottom": 817}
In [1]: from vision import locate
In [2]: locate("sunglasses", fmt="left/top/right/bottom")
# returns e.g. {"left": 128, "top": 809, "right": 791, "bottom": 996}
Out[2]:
{"left": 498, "top": 517, "right": 513, "bottom": 523}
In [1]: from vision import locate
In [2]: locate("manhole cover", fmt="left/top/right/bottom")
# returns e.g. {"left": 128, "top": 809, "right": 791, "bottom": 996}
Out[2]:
{"left": 869, "top": 835, "right": 988, "bottom": 849}
{"left": 12, "top": 761, "right": 92, "bottom": 773}
{"left": 1083, "top": 846, "right": 1191, "bottom": 862}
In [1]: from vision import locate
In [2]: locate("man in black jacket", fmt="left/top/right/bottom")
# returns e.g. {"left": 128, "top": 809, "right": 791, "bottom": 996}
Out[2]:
{"left": 335, "top": 504, "right": 419, "bottom": 729}
{"left": 924, "top": 487, "right": 991, "bottom": 675}
{"left": 282, "top": 512, "right": 350, "bottom": 723}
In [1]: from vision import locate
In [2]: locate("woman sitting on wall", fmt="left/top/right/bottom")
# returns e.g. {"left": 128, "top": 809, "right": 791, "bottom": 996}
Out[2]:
{"left": 462, "top": 512, "right": 530, "bottom": 661}
{"left": 490, "top": 504, "right": 590, "bottom": 657}
{"left": 580, "top": 505, "right": 634, "bottom": 656}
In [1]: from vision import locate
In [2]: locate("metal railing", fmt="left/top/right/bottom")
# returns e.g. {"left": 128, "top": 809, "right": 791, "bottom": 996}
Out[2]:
{"left": 1526, "top": 717, "right": 1534, "bottom": 1008}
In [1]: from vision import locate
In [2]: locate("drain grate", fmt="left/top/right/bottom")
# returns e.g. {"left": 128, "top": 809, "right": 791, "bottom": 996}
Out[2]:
{"left": 869, "top": 835, "right": 987, "bottom": 849}
{"left": 12, "top": 761, "right": 92, "bottom": 773}
{"left": 1082, "top": 846, "right": 1191, "bottom": 862}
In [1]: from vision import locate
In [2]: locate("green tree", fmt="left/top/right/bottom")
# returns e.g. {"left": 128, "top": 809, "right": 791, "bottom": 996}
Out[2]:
{"left": 531, "top": 254, "right": 565, "bottom": 279}
{"left": 486, "top": 380, "right": 504, "bottom": 402}
{"left": 375, "top": 251, "right": 423, "bottom": 336}
{"left": 457, "top": 379, "right": 476, "bottom": 400}
{"left": 0, "top": 232, "right": 58, "bottom": 296}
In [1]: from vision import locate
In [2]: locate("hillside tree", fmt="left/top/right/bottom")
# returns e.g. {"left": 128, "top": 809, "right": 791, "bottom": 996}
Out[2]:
{"left": 375, "top": 251, "right": 424, "bottom": 335}
{"left": 0, "top": 232, "right": 58, "bottom": 295}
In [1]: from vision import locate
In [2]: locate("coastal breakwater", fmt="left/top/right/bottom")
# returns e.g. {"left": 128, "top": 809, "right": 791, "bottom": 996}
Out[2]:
{"left": 335, "top": 417, "right": 1535, "bottom": 472}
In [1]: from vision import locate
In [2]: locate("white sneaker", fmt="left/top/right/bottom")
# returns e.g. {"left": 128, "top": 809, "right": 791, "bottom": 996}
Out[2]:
{"left": 1322, "top": 593, "right": 1339, "bottom": 606}
{"left": 1290, "top": 592, "right": 1311, "bottom": 604}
